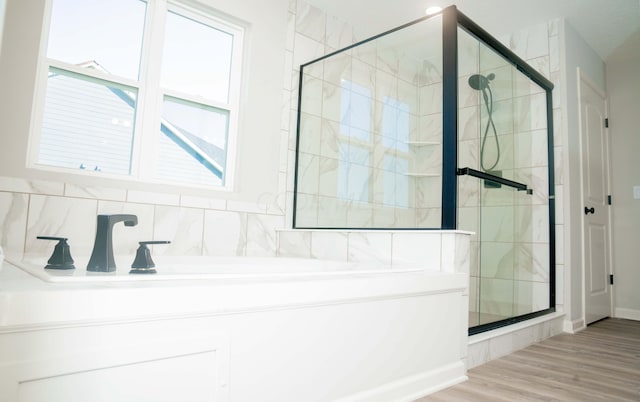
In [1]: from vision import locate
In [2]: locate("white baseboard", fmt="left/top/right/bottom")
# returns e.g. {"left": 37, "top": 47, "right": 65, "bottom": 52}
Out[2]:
{"left": 333, "top": 361, "right": 467, "bottom": 402}
{"left": 614, "top": 308, "right": 640, "bottom": 321}
{"left": 562, "top": 318, "right": 586, "bottom": 333}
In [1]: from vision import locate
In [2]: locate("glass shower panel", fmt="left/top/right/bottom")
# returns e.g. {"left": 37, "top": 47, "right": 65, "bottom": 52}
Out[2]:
{"left": 459, "top": 28, "right": 551, "bottom": 329}
{"left": 293, "top": 6, "right": 555, "bottom": 334}
{"left": 295, "top": 15, "right": 443, "bottom": 228}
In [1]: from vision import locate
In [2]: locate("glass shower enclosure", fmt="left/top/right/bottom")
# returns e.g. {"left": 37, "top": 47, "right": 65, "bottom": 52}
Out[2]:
{"left": 293, "top": 6, "right": 555, "bottom": 334}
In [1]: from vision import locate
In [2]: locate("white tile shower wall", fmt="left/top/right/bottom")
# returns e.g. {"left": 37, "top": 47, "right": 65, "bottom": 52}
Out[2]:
{"left": 310, "top": 230, "right": 348, "bottom": 260}
{"left": 284, "top": 2, "right": 566, "bottom": 368}
{"left": 548, "top": 18, "right": 564, "bottom": 317}
{"left": 287, "top": 4, "right": 565, "bottom": 317}
{"left": 276, "top": 229, "right": 470, "bottom": 273}
{"left": 464, "top": 19, "right": 564, "bottom": 317}
{"left": 392, "top": 231, "right": 441, "bottom": 268}
{"left": 291, "top": 2, "right": 448, "bottom": 228}
{"left": 348, "top": 232, "right": 393, "bottom": 264}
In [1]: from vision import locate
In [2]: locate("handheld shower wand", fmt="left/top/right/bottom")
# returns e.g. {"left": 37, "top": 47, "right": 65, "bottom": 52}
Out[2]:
{"left": 468, "top": 73, "right": 500, "bottom": 173}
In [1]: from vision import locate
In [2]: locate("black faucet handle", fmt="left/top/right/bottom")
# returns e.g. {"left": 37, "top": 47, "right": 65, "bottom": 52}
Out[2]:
{"left": 37, "top": 236, "right": 76, "bottom": 270}
{"left": 37, "top": 235, "right": 68, "bottom": 241}
{"left": 130, "top": 241, "right": 170, "bottom": 274}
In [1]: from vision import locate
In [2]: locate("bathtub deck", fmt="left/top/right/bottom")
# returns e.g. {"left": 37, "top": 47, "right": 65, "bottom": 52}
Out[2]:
{"left": 10, "top": 256, "right": 427, "bottom": 283}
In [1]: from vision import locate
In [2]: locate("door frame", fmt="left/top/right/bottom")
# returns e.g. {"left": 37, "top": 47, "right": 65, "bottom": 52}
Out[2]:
{"left": 577, "top": 67, "right": 614, "bottom": 324}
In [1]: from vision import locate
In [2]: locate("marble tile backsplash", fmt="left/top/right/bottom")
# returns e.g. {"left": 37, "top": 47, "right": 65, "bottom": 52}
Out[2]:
{"left": 0, "top": 192, "right": 28, "bottom": 259}
{"left": 0, "top": 175, "right": 470, "bottom": 278}
{"left": 0, "top": 178, "right": 285, "bottom": 261}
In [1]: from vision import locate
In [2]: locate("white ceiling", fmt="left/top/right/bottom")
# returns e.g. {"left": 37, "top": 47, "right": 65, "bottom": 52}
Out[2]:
{"left": 304, "top": 0, "right": 640, "bottom": 60}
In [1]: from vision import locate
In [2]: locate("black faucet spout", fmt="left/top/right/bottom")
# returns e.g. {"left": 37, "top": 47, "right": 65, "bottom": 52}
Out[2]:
{"left": 87, "top": 214, "right": 138, "bottom": 272}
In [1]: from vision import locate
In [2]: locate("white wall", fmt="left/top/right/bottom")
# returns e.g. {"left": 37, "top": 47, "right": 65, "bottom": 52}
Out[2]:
{"left": 606, "top": 29, "right": 640, "bottom": 320}
{"left": 0, "top": 0, "right": 5, "bottom": 56}
{"left": 559, "top": 21, "right": 606, "bottom": 328}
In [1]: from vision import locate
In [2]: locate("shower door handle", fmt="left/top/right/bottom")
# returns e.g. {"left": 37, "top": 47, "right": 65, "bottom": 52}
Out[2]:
{"left": 584, "top": 206, "right": 595, "bottom": 215}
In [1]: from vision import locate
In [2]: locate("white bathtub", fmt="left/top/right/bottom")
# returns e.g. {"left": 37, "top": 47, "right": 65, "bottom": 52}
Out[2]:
{"left": 1, "top": 253, "right": 470, "bottom": 401}
{"left": 12, "top": 255, "right": 425, "bottom": 283}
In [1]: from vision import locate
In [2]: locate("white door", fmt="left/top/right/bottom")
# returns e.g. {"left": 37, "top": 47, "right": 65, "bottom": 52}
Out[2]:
{"left": 579, "top": 71, "right": 612, "bottom": 325}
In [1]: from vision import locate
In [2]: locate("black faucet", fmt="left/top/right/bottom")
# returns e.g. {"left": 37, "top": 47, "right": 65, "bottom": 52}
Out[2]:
{"left": 87, "top": 214, "right": 138, "bottom": 272}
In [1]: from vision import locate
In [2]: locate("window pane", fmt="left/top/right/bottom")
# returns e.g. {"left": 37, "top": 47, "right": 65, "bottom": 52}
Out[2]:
{"left": 340, "top": 80, "right": 371, "bottom": 141}
{"left": 38, "top": 68, "right": 137, "bottom": 174}
{"left": 382, "top": 97, "right": 410, "bottom": 152}
{"left": 47, "top": 0, "right": 147, "bottom": 80}
{"left": 157, "top": 97, "right": 229, "bottom": 186}
{"left": 162, "top": 10, "right": 233, "bottom": 102}
{"left": 338, "top": 144, "right": 370, "bottom": 202}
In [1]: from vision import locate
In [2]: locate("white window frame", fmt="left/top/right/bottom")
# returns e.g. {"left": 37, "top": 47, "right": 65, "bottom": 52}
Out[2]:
{"left": 28, "top": 0, "right": 244, "bottom": 191}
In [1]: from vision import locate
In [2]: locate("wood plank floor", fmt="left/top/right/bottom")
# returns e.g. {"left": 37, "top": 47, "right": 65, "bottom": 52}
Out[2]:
{"left": 416, "top": 318, "right": 640, "bottom": 401}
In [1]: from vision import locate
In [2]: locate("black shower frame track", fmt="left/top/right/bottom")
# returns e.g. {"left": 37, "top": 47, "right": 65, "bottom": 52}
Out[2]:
{"left": 293, "top": 5, "right": 556, "bottom": 336}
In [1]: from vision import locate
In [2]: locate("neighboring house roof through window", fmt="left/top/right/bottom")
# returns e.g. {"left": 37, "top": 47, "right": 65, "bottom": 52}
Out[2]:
{"left": 47, "top": 61, "right": 225, "bottom": 179}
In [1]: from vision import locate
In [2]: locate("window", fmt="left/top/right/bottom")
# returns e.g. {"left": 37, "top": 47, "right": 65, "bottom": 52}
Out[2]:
{"left": 336, "top": 82, "right": 410, "bottom": 207}
{"left": 338, "top": 80, "right": 372, "bottom": 202}
{"left": 32, "top": 0, "right": 243, "bottom": 188}
{"left": 382, "top": 97, "right": 410, "bottom": 208}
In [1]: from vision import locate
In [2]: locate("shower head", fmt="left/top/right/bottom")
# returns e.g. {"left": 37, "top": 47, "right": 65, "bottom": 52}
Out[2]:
{"left": 468, "top": 73, "right": 495, "bottom": 91}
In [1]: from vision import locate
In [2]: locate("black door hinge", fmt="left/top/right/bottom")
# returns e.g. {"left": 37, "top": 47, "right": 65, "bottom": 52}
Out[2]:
{"left": 608, "top": 195, "right": 612, "bottom": 205}
{"left": 605, "top": 118, "right": 609, "bottom": 128}
{"left": 610, "top": 274, "right": 614, "bottom": 285}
